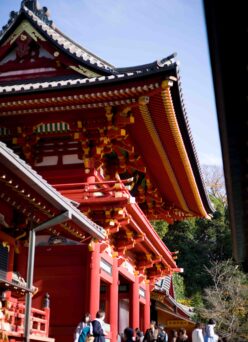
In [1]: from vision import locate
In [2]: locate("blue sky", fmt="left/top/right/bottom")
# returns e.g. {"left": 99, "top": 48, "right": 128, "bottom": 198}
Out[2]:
{"left": 0, "top": 0, "right": 222, "bottom": 166}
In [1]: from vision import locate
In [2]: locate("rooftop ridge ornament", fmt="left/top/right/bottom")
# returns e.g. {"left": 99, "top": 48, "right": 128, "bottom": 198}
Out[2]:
{"left": 0, "top": 10, "right": 18, "bottom": 38}
{"left": 21, "top": 0, "right": 54, "bottom": 27}
{"left": 21, "top": 0, "right": 39, "bottom": 11}
{"left": 157, "top": 53, "right": 177, "bottom": 68}
{"left": 0, "top": 0, "right": 53, "bottom": 39}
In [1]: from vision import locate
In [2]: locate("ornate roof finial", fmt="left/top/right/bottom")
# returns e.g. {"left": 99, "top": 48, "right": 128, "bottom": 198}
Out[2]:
{"left": 21, "top": 0, "right": 39, "bottom": 12}
{"left": 0, "top": 10, "right": 18, "bottom": 38}
{"left": 0, "top": 0, "right": 53, "bottom": 39}
{"left": 21, "top": 0, "right": 54, "bottom": 27}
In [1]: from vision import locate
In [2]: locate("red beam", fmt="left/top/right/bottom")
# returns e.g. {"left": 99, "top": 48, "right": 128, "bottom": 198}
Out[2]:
{"left": 54, "top": 178, "right": 133, "bottom": 189}
{"left": 128, "top": 203, "right": 177, "bottom": 269}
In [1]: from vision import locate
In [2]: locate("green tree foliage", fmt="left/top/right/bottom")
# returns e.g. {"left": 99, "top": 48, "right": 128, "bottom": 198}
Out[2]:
{"left": 197, "top": 260, "right": 248, "bottom": 341}
{"left": 172, "top": 273, "right": 186, "bottom": 301}
{"left": 152, "top": 166, "right": 232, "bottom": 304}
{"left": 151, "top": 220, "right": 168, "bottom": 239}
{"left": 162, "top": 200, "right": 232, "bottom": 297}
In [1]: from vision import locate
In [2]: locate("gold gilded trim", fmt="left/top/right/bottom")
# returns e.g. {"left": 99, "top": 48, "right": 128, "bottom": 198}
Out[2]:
{"left": 69, "top": 65, "right": 100, "bottom": 78}
{"left": 161, "top": 83, "right": 208, "bottom": 218}
{"left": 4, "top": 20, "right": 45, "bottom": 45}
{"left": 138, "top": 97, "right": 189, "bottom": 213}
{"left": 0, "top": 98, "right": 137, "bottom": 116}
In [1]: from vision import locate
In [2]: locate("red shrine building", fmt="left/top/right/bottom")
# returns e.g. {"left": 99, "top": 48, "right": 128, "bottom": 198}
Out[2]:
{"left": 0, "top": 1, "right": 213, "bottom": 341}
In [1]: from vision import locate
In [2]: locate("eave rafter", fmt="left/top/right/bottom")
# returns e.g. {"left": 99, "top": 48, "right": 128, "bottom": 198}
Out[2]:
{"left": 79, "top": 187, "right": 175, "bottom": 274}
{"left": 0, "top": 169, "right": 87, "bottom": 241}
{"left": 160, "top": 80, "right": 208, "bottom": 218}
{"left": 138, "top": 95, "right": 189, "bottom": 213}
{"left": 0, "top": 99, "right": 137, "bottom": 117}
{"left": 0, "top": 87, "right": 198, "bottom": 221}
{"left": 0, "top": 82, "right": 161, "bottom": 113}
{"left": 0, "top": 75, "right": 209, "bottom": 227}
{"left": 136, "top": 253, "right": 162, "bottom": 271}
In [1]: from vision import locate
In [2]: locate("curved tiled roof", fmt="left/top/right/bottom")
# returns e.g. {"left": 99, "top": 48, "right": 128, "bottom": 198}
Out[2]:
{"left": 116, "top": 53, "right": 177, "bottom": 73}
{"left": 0, "top": 72, "right": 138, "bottom": 94}
{"left": 0, "top": 66, "right": 213, "bottom": 216}
{"left": 0, "top": 1, "right": 213, "bottom": 216}
{"left": 23, "top": 6, "right": 114, "bottom": 72}
{"left": 155, "top": 276, "right": 194, "bottom": 318}
{"left": 0, "top": 64, "right": 175, "bottom": 95}
{"left": 0, "top": 1, "right": 114, "bottom": 74}
{"left": 155, "top": 275, "right": 172, "bottom": 293}
{"left": 172, "top": 66, "right": 215, "bottom": 214}
{"left": 0, "top": 1, "right": 177, "bottom": 76}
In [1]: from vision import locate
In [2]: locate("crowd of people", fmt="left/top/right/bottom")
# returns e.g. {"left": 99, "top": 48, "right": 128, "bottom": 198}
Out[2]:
{"left": 74, "top": 312, "right": 227, "bottom": 342}
{"left": 191, "top": 319, "right": 228, "bottom": 342}
{"left": 74, "top": 311, "right": 107, "bottom": 342}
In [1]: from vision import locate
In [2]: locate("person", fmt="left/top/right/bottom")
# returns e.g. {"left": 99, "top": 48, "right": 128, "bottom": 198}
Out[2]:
{"left": 74, "top": 313, "right": 92, "bottom": 342}
{"left": 171, "top": 330, "right": 178, "bottom": 342}
{"left": 124, "top": 328, "right": 134, "bottom": 342}
{"left": 0, "top": 301, "right": 6, "bottom": 341}
{"left": 92, "top": 310, "right": 107, "bottom": 342}
{"left": 135, "top": 328, "right": 144, "bottom": 342}
{"left": 0, "top": 301, "right": 4, "bottom": 329}
{"left": 143, "top": 321, "right": 159, "bottom": 342}
{"left": 178, "top": 328, "right": 189, "bottom": 341}
{"left": 204, "top": 319, "right": 218, "bottom": 342}
{"left": 157, "top": 325, "right": 168, "bottom": 342}
{"left": 192, "top": 323, "right": 204, "bottom": 342}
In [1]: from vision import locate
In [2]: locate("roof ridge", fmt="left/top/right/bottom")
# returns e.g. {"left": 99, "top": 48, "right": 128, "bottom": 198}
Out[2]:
{"left": 21, "top": 0, "right": 53, "bottom": 27}
{"left": 0, "top": 1, "right": 114, "bottom": 73}
{"left": 22, "top": 6, "right": 114, "bottom": 72}
{"left": 116, "top": 53, "right": 177, "bottom": 73}
{"left": 0, "top": 1, "right": 53, "bottom": 39}
{"left": 0, "top": 10, "right": 18, "bottom": 39}
{"left": 21, "top": 1, "right": 114, "bottom": 68}
{"left": 0, "top": 64, "right": 174, "bottom": 95}
{"left": 53, "top": 27, "right": 114, "bottom": 69}
{"left": 0, "top": 1, "right": 52, "bottom": 41}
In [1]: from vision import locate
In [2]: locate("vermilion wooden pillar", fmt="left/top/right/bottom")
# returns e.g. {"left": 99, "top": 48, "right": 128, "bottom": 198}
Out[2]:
{"left": 144, "top": 282, "right": 151, "bottom": 330}
{"left": 131, "top": 275, "right": 140, "bottom": 329}
{"left": 110, "top": 258, "right": 118, "bottom": 342}
{"left": 89, "top": 242, "right": 100, "bottom": 318}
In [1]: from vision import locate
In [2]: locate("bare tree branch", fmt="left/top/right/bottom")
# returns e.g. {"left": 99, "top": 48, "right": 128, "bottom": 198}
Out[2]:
{"left": 201, "top": 165, "right": 227, "bottom": 205}
{"left": 197, "top": 260, "right": 248, "bottom": 341}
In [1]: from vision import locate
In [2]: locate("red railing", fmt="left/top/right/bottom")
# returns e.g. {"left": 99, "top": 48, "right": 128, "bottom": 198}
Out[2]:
{"left": 0, "top": 294, "right": 52, "bottom": 341}
{"left": 16, "top": 303, "right": 50, "bottom": 337}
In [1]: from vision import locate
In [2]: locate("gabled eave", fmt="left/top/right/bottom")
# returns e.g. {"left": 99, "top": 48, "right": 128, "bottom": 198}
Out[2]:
{"left": 0, "top": 6, "right": 114, "bottom": 76}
